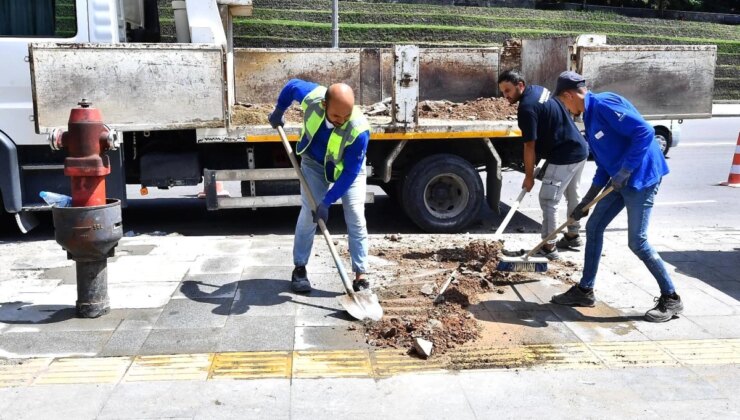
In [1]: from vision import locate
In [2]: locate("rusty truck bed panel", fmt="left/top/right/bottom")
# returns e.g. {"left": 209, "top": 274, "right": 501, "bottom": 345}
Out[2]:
{"left": 234, "top": 48, "right": 500, "bottom": 106}
{"left": 29, "top": 43, "right": 227, "bottom": 133}
{"left": 577, "top": 45, "right": 717, "bottom": 119}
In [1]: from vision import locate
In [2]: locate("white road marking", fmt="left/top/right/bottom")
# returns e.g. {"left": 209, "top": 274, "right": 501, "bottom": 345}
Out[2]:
{"left": 516, "top": 200, "right": 716, "bottom": 211}
{"left": 680, "top": 142, "right": 736, "bottom": 147}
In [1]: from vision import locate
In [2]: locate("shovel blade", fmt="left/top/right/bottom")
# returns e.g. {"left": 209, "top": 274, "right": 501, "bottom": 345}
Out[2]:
{"left": 337, "top": 291, "right": 383, "bottom": 321}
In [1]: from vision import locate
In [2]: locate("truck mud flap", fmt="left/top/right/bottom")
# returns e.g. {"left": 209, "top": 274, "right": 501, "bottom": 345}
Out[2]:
{"left": 0, "top": 132, "right": 22, "bottom": 213}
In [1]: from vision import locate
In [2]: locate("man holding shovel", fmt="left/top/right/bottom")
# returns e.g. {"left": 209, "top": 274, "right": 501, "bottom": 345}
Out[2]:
{"left": 498, "top": 70, "right": 589, "bottom": 260}
{"left": 268, "top": 79, "right": 371, "bottom": 294}
{"left": 551, "top": 71, "right": 683, "bottom": 323}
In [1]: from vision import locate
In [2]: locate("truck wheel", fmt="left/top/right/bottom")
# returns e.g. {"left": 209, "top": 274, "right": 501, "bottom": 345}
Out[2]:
{"left": 654, "top": 128, "right": 671, "bottom": 157}
{"left": 401, "top": 154, "right": 483, "bottom": 233}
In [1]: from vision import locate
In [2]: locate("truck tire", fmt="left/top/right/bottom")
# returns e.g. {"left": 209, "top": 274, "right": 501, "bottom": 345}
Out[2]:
{"left": 401, "top": 154, "right": 483, "bottom": 233}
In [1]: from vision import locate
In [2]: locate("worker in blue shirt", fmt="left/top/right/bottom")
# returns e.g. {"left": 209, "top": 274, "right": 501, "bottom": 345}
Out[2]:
{"left": 269, "top": 79, "right": 371, "bottom": 293}
{"left": 550, "top": 71, "right": 682, "bottom": 323}
{"left": 498, "top": 70, "right": 589, "bottom": 260}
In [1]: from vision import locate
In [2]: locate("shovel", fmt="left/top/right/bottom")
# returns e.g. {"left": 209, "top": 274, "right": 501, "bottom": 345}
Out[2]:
{"left": 492, "top": 159, "right": 546, "bottom": 241}
{"left": 276, "top": 126, "right": 384, "bottom": 322}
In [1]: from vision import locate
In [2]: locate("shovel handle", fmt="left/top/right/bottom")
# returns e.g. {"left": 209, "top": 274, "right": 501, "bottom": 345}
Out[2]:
{"left": 524, "top": 186, "right": 614, "bottom": 259}
{"left": 494, "top": 160, "right": 546, "bottom": 238}
{"left": 276, "top": 127, "right": 356, "bottom": 296}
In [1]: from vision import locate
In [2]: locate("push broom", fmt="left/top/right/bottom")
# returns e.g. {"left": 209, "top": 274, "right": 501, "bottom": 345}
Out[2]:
{"left": 497, "top": 186, "right": 613, "bottom": 273}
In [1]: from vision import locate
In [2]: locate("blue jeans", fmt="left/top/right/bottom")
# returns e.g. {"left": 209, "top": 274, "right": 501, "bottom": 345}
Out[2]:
{"left": 579, "top": 181, "right": 676, "bottom": 295}
{"left": 293, "top": 155, "right": 368, "bottom": 274}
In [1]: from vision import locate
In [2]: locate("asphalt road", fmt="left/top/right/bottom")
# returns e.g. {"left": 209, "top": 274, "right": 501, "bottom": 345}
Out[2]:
{"left": 1, "top": 116, "right": 738, "bottom": 241}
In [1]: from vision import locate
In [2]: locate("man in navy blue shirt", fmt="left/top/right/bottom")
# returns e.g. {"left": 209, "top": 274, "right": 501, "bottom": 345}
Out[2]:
{"left": 498, "top": 70, "right": 589, "bottom": 260}
{"left": 550, "top": 71, "right": 682, "bottom": 323}
{"left": 269, "top": 79, "right": 371, "bottom": 293}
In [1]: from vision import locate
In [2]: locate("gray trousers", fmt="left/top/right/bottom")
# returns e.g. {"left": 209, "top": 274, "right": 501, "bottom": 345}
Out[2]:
{"left": 539, "top": 159, "right": 586, "bottom": 244}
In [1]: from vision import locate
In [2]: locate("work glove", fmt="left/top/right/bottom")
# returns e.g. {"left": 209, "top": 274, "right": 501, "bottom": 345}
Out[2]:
{"left": 313, "top": 202, "right": 330, "bottom": 225}
{"left": 571, "top": 184, "right": 603, "bottom": 221}
{"left": 267, "top": 107, "right": 285, "bottom": 128}
{"left": 611, "top": 168, "right": 632, "bottom": 191}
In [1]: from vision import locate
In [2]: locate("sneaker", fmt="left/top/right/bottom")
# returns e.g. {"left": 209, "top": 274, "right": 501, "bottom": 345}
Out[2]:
{"left": 353, "top": 278, "right": 370, "bottom": 292}
{"left": 533, "top": 246, "right": 560, "bottom": 261}
{"left": 644, "top": 294, "right": 684, "bottom": 322}
{"left": 551, "top": 285, "right": 596, "bottom": 307}
{"left": 291, "top": 266, "right": 312, "bottom": 293}
{"left": 556, "top": 234, "right": 583, "bottom": 249}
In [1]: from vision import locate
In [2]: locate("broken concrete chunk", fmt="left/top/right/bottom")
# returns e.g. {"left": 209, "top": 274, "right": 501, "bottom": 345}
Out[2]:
{"left": 420, "top": 283, "right": 435, "bottom": 296}
{"left": 427, "top": 319, "right": 444, "bottom": 331}
{"left": 414, "top": 337, "right": 434, "bottom": 359}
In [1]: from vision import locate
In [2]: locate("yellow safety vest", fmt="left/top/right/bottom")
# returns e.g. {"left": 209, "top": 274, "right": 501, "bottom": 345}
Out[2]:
{"left": 297, "top": 86, "right": 371, "bottom": 182}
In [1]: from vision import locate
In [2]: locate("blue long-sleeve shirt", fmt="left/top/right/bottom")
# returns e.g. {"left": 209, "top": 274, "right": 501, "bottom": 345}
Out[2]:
{"left": 277, "top": 79, "right": 369, "bottom": 206}
{"left": 583, "top": 91, "right": 669, "bottom": 189}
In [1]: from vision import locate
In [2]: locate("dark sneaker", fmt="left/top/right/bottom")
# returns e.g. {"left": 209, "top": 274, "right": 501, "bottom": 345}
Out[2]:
{"left": 556, "top": 234, "right": 583, "bottom": 249}
{"left": 291, "top": 266, "right": 312, "bottom": 293}
{"left": 644, "top": 294, "right": 684, "bottom": 322}
{"left": 533, "top": 247, "right": 560, "bottom": 261}
{"left": 353, "top": 278, "right": 370, "bottom": 292}
{"left": 551, "top": 285, "right": 596, "bottom": 307}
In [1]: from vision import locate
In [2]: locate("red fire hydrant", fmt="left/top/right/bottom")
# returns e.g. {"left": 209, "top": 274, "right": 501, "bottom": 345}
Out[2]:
{"left": 49, "top": 99, "right": 120, "bottom": 207}
{"left": 49, "top": 99, "right": 123, "bottom": 318}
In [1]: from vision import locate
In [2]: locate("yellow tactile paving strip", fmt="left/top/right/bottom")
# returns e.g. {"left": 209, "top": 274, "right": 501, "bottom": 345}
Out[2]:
{"left": 0, "top": 339, "right": 737, "bottom": 386}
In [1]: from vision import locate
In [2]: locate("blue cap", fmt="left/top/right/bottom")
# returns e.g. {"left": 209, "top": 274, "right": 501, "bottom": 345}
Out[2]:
{"left": 554, "top": 71, "right": 586, "bottom": 95}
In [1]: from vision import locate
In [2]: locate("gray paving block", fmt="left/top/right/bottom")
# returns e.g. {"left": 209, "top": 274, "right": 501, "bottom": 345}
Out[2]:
{"left": 243, "top": 247, "right": 294, "bottom": 267}
{"left": 108, "top": 256, "right": 190, "bottom": 283}
{"left": 40, "top": 265, "right": 76, "bottom": 285}
{"left": 620, "top": 366, "right": 724, "bottom": 401}
{"left": 487, "top": 308, "right": 582, "bottom": 345}
{"left": 459, "top": 368, "right": 652, "bottom": 419}
{"left": 108, "top": 281, "right": 180, "bottom": 310}
{"left": 188, "top": 256, "right": 245, "bottom": 275}
{"left": 0, "top": 302, "right": 76, "bottom": 326}
{"left": 210, "top": 239, "right": 251, "bottom": 255}
{"left": 550, "top": 303, "right": 649, "bottom": 343}
{"left": 193, "top": 379, "right": 291, "bottom": 420}
{"left": 697, "top": 280, "right": 740, "bottom": 307}
{"left": 0, "top": 330, "right": 113, "bottom": 358}
{"left": 217, "top": 316, "right": 295, "bottom": 352}
{"left": 4, "top": 307, "right": 122, "bottom": 334}
{"left": 230, "top": 274, "right": 297, "bottom": 316}
{"left": 98, "top": 381, "right": 212, "bottom": 419}
{"left": 294, "top": 326, "right": 368, "bottom": 350}
{"left": 154, "top": 298, "right": 232, "bottom": 329}
{"left": 679, "top": 288, "right": 736, "bottom": 317}
{"left": 139, "top": 328, "right": 222, "bottom": 355}
{"left": 686, "top": 314, "right": 740, "bottom": 338}
{"left": 112, "top": 308, "right": 164, "bottom": 330}
{"left": 172, "top": 278, "right": 238, "bottom": 300}
{"left": 3, "top": 383, "right": 115, "bottom": 420}
{"left": 99, "top": 328, "right": 152, "bottom": 356}
{"left": 0, "top": 387, "right": 20, "bottom": 412}
{"left": 293, "top": 295, "right": 362, "bottom": 327}
{"left": 689, "top": 365, "right": 740, "bottom": 401}
{"left": 617, "top": 310, "right": 715, "bottom": 341}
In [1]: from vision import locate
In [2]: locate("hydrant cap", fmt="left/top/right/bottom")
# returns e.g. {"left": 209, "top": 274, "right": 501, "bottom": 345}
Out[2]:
{"left": 78, "top": 99, "right": 92, "bottom": 108}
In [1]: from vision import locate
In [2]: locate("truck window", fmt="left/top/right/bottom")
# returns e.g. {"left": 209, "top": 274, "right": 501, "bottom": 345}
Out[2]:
{"left": 0, "top": 0, "right": 77, "bottom": 38}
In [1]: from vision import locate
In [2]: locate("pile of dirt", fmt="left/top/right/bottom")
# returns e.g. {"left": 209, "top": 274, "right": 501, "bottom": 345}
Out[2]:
{"left": 364, "top": 237, "right": 580, "bottom": 357}
{"left": 418, "top": 97, "right": 517, "bottom": 121}
{"left": 231, "top": 103, "right": 303, "bottom": 126}
{"left": 231, "top": 97, "right": 517, "bottom": 126}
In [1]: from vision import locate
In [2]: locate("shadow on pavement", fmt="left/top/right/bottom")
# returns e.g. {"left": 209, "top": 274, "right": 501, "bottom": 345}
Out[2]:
{"left": 0, "top": 302, "right": 76, "bottom": 324}
{"left": 662, "top": 248, "right": 739, "bottom": 300}
{"left": 481, "top": 300, "right": 644, "bottom": 327}
{"left": 179, "top": 278, "right": 344, "bottom": 316}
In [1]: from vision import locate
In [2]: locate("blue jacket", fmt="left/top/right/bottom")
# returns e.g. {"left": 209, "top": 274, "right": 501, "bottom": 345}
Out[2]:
{"left": 277, "top": 79, "right": 369, "bottom": 206}
{"left": 583, "top": 91, "right": 669, "bottom": 189}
